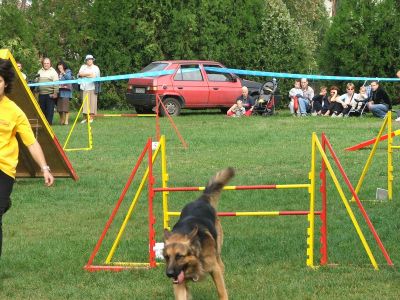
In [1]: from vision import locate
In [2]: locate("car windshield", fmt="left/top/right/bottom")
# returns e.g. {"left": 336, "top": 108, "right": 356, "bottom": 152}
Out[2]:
{"left": 141, "top": 62, "right": 168, "bottom": 72}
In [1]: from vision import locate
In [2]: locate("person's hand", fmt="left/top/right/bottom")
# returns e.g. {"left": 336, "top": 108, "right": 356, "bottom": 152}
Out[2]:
{"left": 43, "top": 170, "right": 54, "bottom": 187}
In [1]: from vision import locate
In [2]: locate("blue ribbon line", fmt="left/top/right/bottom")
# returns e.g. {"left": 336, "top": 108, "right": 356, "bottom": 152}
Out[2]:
{"left": 28, "top": 69, "right": 175, "bottom": 87}
{"left": 204, "top": 67, "right": 400, "bottom": 82}
{"left": 28, "top": 67, "right": 400, "bottom": 87}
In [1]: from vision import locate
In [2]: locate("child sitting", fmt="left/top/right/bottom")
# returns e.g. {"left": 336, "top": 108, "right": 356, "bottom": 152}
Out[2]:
{"left": 227, "top": 99, "right": 249, "bottom": 117}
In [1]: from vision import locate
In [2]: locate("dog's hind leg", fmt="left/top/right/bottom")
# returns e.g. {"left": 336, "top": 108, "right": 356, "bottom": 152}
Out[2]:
{"left": 211, "top": 264, "right": 228, "bottom": 300}
{"left": 173, "top": 282, "right": 191, "bottom": 300}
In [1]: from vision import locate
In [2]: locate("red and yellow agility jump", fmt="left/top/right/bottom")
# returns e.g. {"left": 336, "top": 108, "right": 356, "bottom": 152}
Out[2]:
{"left": 84, "top": 133, "right": 393, "bottom": 272}
{"left": 345, "top": 112, "right": 399, "bottom": 200}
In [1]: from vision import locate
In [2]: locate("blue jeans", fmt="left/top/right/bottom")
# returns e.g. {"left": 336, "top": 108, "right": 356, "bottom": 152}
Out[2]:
{"left": 370, "top": 104, "right": 388, "bottom": 119}
{"left": 298, "top": 97, "right": 310, "bottom": 114}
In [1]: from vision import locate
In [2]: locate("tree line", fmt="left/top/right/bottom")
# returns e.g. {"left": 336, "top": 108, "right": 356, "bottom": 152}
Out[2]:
{"left": 0, "top": 0, "right": 398, "bottom": 108}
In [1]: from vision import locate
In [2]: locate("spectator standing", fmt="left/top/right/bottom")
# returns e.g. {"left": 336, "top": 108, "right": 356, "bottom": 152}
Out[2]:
{"left": 56, "top": 61, "right": 73, "bottom": 125}
{"left": 78, "top": 54, "right": 100, "bottom": 123}
{"left": 36, "top": 58, "right": 59, "bottom": 125}
{"left": 368, "top": 81, "right": 391, "bottom": 119}
{"left": 298, "top": 78, "right": 314, "bottom": 116}
{"left": 16, "top": 62, "right": 27, "bottom": 80}
{"left": 288, "top": 80, "right": 302, "bottom": 116}
{"left": 311, "top": 86, "right": 328, "bottom": 116}
{"left": 0, "top": 58, "right": 54, "bottom": 257}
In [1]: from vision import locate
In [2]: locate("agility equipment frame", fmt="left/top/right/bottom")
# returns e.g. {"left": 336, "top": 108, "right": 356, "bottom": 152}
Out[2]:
{"left": 85, "top": 133, "right": 392, "bottom": 272}
{"left": 63, "top": 94, "right": 93, "bottom": 151}
{"left": 346, "top": 112, "right": 398, "bottom": 200}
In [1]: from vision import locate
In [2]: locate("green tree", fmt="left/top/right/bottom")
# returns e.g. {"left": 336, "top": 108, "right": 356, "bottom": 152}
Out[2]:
{"left": 0, "top": 1, "right": 38, "bottom": 76}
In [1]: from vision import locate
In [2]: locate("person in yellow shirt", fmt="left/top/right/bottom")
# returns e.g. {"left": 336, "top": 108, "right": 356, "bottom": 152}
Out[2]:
{"left": 0, "top": 58, "right": 54, "bottom": 257}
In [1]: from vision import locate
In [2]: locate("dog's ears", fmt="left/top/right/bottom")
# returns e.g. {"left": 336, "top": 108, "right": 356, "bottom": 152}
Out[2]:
{"left": 164, "top": 229, "right": 172, "bottom": 240}
{"left": 188, "top": 226, "right": 198, "bottom": 241}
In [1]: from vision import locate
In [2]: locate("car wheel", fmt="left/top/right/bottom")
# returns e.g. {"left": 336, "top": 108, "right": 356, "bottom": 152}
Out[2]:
{"left": 161, "top": 98, "right": 181, "bottom": 116}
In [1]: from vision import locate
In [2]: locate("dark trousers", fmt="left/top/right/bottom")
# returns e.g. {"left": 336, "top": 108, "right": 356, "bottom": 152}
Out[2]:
{"left": 328, "top": 102, "right": 343, "bottom": 115}
{"left": 0, "top": 170, "right": 14, "bottom": 257}
{"left": 39, "top": 94, "right": 55, "bottom": 125}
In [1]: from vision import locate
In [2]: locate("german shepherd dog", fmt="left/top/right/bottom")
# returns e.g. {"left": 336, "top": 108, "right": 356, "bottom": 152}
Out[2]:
{"left": 163, "top": 168, "right": 234, "bottom": 300}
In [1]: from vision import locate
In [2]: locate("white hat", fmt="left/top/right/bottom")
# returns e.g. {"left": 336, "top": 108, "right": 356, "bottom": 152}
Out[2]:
{"left": 85, "top": 54, "right": 95, "bottom": 61}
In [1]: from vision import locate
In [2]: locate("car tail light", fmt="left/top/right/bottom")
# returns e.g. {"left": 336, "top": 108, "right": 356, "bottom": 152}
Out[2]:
{"left": 147, "top": 86, "right": 158, "bottom": 91}
{"left": 127, "top": 84, "right": 133, "bottom": 91}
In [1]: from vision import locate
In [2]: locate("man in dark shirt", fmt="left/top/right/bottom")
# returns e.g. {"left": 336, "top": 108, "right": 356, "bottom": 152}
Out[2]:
{"left": 368, "top": 81, "right": 391, "bottom": 118}
{"left": 237, "top": 86, "right": 254, "bottom": 111}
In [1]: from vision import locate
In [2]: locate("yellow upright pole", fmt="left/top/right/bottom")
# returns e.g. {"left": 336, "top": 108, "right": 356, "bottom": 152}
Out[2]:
{"left": 387, "top": 111, "right": 393, "bottom": 200}
{"left": 314, "top": 137, "right": 379, "bottom": 270}
{"left": 306, "top": 133, "right": 317, "bottom": 268}
{"left": 63, "top": 94, "right": 93, "bottom": 151}
{"left": 353, "top": 115, "right": 388, "bottom": 200}
{"left": 160, "top": 136, "right": 171, "bottom": 230}
{"left": 105, "top": 142, "right": 162, "bottom": 264}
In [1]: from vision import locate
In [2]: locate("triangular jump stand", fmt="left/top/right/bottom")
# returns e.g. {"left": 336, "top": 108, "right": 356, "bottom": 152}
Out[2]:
{"left": 0, "top": 49, "right": 77, "bottom": 179}
{"left": 84, "top": 133, "right": 393, "bottom": 272}
{"left": 345, "top": 112, "right": 398, "bottom": 200}
{"left": 63, "top": 94, "right": 93, "bottom": 152}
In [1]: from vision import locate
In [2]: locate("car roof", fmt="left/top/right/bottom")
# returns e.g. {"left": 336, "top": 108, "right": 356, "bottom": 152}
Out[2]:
{"left": 152, "top": 60, "right": 223, "bottom": 65}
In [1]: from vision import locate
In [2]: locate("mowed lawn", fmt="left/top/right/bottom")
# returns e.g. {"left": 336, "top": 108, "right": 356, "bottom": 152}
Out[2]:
{"left": 1, "top": 109, "right": 400, "bottom": 299}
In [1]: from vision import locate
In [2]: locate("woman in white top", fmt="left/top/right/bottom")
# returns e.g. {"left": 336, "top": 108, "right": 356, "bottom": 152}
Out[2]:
{"left": 78, "top": 54, "right": 100, "bottom": 123}
{"left": 336, "top": 83, "right": 358, "bottom": 117}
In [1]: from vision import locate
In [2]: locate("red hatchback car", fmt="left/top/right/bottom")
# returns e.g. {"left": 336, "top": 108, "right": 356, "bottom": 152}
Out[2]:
{"left": 126, "top": 60, "right": 261, "bottom": 116}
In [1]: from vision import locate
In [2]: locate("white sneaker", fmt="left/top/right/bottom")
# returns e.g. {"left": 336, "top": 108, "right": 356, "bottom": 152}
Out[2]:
{"left": 331, "top": 113, "right": 337, "bottom": 118}
{"left": 89, "top": 119, "right": 93, "bottom": 123}
{"left": 337, "top": 113, "right": 343, "bottom": 117}
{"left": 80, "top": 119, "right": 87, "bottom": 124}
{"left": 395, "top": 117, "right": 400, "bottom": 122}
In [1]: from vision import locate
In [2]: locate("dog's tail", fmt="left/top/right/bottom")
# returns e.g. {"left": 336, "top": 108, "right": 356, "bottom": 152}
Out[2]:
{"left": 203, "top": 167, "right": 235, "bottom": 209}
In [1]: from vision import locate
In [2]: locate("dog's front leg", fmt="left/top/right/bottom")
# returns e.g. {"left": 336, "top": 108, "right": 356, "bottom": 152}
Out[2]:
{"left": 173, "top": 282, "right": 191, "bottom": 300}
{"left": 211, "top": 265, "right": 228, "bottom": 300}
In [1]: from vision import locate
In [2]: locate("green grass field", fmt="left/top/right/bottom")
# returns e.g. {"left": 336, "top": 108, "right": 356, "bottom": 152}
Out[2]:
{"left": 1, "top": 109, "right": 400, "bottom": 299}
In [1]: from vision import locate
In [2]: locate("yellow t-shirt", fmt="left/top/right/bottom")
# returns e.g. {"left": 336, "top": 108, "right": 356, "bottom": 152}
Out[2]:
{"left": 0, "top": 96, "right": 36, "bottom": 178}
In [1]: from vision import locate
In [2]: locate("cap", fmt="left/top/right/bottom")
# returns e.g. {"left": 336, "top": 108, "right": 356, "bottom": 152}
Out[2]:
{"left": 85, "top": 54, "right": 95, "bottom": 62}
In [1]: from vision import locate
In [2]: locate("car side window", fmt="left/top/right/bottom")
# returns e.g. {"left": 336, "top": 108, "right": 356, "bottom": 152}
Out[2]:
{"left": 204, "top": 65, "right": 235, "bottom": 82}
{"left": 174, "top": 64, "right": 203, "bottom": 81}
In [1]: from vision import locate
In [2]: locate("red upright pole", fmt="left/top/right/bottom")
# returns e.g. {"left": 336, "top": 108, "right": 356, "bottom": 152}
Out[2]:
{"left": 85, "top": 139, "right": 151, "bottom": 269}
{"left": 320, "top": 134, "right": 328, "bottom": 265}
{"left": 148, "top": 138, "right": 156, "bottom": 268}
{"left": 325, "top": 135, "right": 393, "bottom": 266}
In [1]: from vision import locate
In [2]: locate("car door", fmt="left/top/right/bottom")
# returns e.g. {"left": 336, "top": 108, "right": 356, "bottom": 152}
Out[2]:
{"left": 203, "top": 64, "right": 242, "bottom": 106}
{"left": 172, "top": 64, "right": 209, "bottom": 107}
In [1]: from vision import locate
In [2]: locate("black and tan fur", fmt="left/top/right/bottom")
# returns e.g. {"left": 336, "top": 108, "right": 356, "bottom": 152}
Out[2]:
{"left": 163, "top": 168, "right": 234, "bottom": 300}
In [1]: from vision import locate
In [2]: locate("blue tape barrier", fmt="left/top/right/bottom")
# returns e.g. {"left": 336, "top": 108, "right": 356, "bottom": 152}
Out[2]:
{"left": 28, "top": 69, "right": 175, "bottom": 87}
{"left": 204, "top": 67, "right": 400, "bottom": 81}
{"left": 28, "top": 67, "right": 400, "bottom": 87}
{"left": 204, "top": 67, "right": 400, "bottom": 82}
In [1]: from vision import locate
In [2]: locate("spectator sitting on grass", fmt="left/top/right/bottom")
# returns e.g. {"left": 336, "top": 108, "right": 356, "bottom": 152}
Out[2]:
{"left": 288, "top": 79, "right": 302, "bottom": 116}
{"left": 368, "top": 81, "right": 391, "bottom": 119}
{"left": 323, "top": 86, "right": 341, "bottom": 116}
{"left": 297, "top": 78, "right": 314, "bottom": 116}
{"left": 227, "top": 99, "right": 251, "bottom": 117}
{"left": 237, "top": 86, "right": 254, "bottom": 112}
{"left": 336, "top": 82, "right": 357, "bottom": 117}
{"left": 311, "top": 85, "right": 328, "bottom": 116}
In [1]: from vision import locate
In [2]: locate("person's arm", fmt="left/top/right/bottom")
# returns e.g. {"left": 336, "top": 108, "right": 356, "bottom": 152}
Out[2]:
{"left": 27, "top": 141, "right": 54, "bottom": 186}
